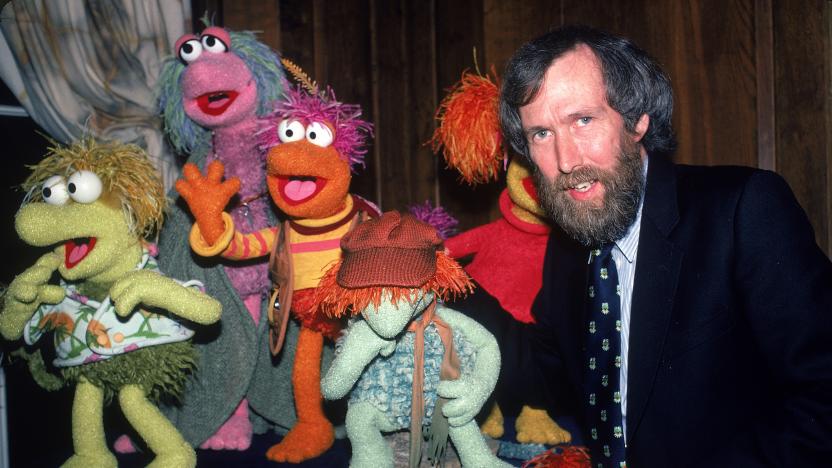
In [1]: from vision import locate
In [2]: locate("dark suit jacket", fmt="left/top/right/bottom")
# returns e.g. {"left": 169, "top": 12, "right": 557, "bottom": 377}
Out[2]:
{"left": 468, "top": 154, "right": 832, "bottom": 467}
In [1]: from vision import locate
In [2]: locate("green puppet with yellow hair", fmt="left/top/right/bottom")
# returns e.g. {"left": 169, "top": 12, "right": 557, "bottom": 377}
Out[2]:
{"left": 0, "top": 139, "right": 222, "bottom": 468}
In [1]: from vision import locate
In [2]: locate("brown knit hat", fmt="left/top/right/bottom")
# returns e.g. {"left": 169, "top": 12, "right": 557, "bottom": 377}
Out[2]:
{"left": 337, "top": 211, "right": 442, "bottom": 288}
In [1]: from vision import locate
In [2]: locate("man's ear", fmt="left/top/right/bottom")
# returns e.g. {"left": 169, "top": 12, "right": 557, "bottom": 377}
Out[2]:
{"left": 632, "top": 114, "right": 650, "bottom": 142}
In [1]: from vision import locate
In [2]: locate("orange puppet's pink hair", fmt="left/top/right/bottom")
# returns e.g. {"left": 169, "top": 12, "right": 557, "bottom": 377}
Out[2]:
{"left": 430, "top": 70, "right": 505, "bottom": 185}
{"left": 315, "top": 250, "right": 473, "bottom": 318}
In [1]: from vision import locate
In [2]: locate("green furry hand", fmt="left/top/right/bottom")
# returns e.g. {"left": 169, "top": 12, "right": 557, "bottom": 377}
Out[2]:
{"left": 437, "top": 377, "right": 487, "bottom": 427}
{"left": 110, "top": 270, "right": 221, "bottom": 325}
{"left": 1, "top": 252, "right": 65, "bottom": 339}
{"left": 322, "top": 320, "right": 393, "bottom": 400}
{"left": 435, "top": 306, "right": 501, "bottom": 427}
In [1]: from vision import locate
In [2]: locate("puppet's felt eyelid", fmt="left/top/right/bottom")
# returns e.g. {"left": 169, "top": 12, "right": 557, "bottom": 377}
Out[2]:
{"left": 42, "top": 175, "right": 69, "bottom": 206}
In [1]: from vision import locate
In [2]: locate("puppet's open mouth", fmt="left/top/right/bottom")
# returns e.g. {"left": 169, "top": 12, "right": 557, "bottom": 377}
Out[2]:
{"left": 277, "top": 176, "right": 327, "bottom": 205}
{"left": 197, "top": 90, "right": 239, "bottom": 116}
{"left": 65, "top": 237, "right": 97, "bottom": 269}
{"left": 522, "top": 176, "right": 540, "bottom": 203}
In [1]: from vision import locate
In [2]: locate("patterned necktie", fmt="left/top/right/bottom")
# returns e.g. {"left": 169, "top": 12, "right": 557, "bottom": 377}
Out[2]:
{"left": 584, "top": 245, "right": 626, "bottom": 467}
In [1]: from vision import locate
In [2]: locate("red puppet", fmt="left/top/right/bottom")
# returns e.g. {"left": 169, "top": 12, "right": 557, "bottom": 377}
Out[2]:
{"left": 432, "top": 71, "right": 572, "bottom": 446}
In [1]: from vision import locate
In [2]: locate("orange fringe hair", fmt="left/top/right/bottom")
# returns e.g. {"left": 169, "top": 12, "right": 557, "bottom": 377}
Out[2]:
{"left": 315, "top": 251, "right": 474, "bottom": 318}
{"left": 430, "top": 70, "right": 505, "bottom": 185}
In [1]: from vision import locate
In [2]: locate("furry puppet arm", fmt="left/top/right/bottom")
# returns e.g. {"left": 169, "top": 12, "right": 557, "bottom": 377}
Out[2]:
{"left": 110, "top": 269, "right": 221, "bottom": 325}
{"left": 0, "top": 251, "right": 66, "bottom": 340}
{"left": 443, "top": 223, "right": 491, "bottom": 260}
{"left": 321, "top": 319, "right": 396, "bottom": 400}
{"left": 175, "top": 161, "right": 241, "bottom": 246}
{"left": 435, "top": 304, "right": 501, "bottom": 427}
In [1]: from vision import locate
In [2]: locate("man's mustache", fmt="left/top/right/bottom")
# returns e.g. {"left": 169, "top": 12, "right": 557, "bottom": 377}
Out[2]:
{"left": 554, "top": 166, "right": 607, "bottom": 191}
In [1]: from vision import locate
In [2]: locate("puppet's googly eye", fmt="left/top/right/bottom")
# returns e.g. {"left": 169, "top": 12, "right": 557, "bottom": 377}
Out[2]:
{"left": 201, "top": 34, "right": 228, "bottom": 53}
{"left": 67, "top": 170, "right": 103, "bottom": 204}
{"left": 42, "top": 175, "right": 69, "bottom": 206}
{"left": 306, "top": 122, "right": 333, "bottom": 148}
{"left": 278, "top": 120, "right": 305, "bottom": 143}
{"left": 178, "top": 39, "right": 203, "bottom": 63}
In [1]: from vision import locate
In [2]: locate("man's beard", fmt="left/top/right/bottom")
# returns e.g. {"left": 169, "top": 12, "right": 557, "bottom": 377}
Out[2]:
{"left": 533, "top": 139, "right": 645, "bottom": 247}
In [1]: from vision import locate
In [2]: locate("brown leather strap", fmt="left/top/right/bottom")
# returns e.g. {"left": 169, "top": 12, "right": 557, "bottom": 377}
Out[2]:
{"left": 406, "top": 299, "right": 459, "bottom": 467}
{"left": 268, "top": 221, "right": 294, "bottom": 355}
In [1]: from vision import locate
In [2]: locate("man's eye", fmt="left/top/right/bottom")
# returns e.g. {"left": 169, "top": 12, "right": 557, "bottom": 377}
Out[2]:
{"left": 577, "top": 116, "right": 592, "bottom": 126}
{"left": 533, "top": 130, "right": 550, "bottom": 140}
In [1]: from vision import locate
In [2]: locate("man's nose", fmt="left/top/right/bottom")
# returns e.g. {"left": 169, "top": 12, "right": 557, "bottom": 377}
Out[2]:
{"left": 555, "top": 135, "right": 581, "bottom": 174}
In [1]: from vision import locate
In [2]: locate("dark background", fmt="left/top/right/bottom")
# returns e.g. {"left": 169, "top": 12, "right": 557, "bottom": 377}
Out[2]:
{"left": 1, "top": 0, "right": 830, "bottom": 466}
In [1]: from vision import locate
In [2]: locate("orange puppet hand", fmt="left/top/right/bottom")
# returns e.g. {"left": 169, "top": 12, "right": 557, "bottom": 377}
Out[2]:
{"left": 175, "top": 161, "right": 241, "bottom": 246}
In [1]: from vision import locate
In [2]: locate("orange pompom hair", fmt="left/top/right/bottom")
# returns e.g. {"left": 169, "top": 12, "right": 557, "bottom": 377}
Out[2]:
{"left": 430, "top": 70, "right": 505, "bottom": 185}
{"left": 314, "top": 250, "right": 473, "bottom": 318}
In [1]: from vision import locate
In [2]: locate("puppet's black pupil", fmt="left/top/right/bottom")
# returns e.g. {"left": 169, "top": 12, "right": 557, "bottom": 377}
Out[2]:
{"left": 43, "top": 187, "right": 51, "bottom": 197}
{"left": 309, "top": 131, "right": 316, "bottom": 139}
{"left": 183, "top": 44, "right": 193, "bottom": 54}
{"left": 68, "top": 183, "right": 76, "bottom": 193}
{"left": 205, "top": 37, "right": 215, "bottom": 46}
{"left": 286, "top": 129, "right": 293, "bottom": 137}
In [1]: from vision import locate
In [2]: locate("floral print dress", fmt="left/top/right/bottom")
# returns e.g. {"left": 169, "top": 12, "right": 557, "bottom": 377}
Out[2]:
{"left": 24, "top": 251, "right": 201, "bottom": 368}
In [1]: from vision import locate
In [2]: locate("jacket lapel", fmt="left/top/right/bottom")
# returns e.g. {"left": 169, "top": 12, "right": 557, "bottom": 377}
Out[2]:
{"left": 625, "top": 155, "right": 683, "bottom": 442}
{"left": 545, "top": 225, "right": 591, "bottom": 397}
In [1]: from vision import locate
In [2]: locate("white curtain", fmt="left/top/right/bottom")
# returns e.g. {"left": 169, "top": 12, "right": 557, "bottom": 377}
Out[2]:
{"left": 0, "top": 0, "right": 192, "bottom": 190}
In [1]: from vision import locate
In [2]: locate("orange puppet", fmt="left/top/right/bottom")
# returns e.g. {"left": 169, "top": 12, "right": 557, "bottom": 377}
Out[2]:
{"left": 175, "top": 66, "right": 378, "bottom": 463}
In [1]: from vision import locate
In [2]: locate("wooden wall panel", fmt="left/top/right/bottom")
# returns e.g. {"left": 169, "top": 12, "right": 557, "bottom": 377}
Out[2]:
{"left": 370, "top": 0, "right": 438, "bottom": 212}
{"left": 482, "top": 0, "right": 561, "bottom": 75}
{"left": 277, "top": 0, "right": 315, "bottom": 74}
{"left": 313, "top": 0, "right": 377, "bottom": 201}
{"left": 773, "top": 0, "right": 830, "bottom": 251}
{"left": 223, "top": 0, "right": 281, "bottom": 50}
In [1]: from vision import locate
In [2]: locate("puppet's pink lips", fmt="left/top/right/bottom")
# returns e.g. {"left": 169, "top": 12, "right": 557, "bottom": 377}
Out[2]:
{"left": 197, "top": 90, "right": 239, "bottom": 116}
{"left": 65, "top": 237, "right": 97, "bottom": 269}
{"left": 277, "top": 176, "right": 327, "bottom": 205}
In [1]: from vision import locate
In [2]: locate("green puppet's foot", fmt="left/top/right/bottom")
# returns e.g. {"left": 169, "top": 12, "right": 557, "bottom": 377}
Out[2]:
{"left": 480, "top": 403, "right": 505, "bottom": 439}
{"left": 64, "top": 379, "right": 116, "bottom": 468}
{"left": 118, "top": 384, "right": 195, "bottom": 468}
{"left": 515, "top": 405, "right": 571, "bottom": 445}
{"left": 345, "top": 402, "right": 394, "bottom": 468}
{"left": 61, "top": 452, "right": 117, "bottom": 468}
{"left": 146, "top": 441, "right": 196, "bottom": 468}
{"left": 450, "top": 420, "right": 513, "bottom": 468}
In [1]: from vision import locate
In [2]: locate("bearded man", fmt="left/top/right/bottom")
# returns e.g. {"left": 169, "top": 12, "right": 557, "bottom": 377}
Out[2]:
{"left": 463, "top": 25, "right": 832, "bottom": 467}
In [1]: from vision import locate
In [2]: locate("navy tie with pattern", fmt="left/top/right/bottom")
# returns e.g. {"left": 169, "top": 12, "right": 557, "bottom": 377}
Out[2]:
{"left": 584, "top": 245, "right": 626, "bottom": 467}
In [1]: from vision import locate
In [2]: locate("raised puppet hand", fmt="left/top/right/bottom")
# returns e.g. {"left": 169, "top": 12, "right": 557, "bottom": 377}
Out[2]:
{"left": 110, "top": 269, "right": 222, "bottom": 325}
{"left": 175, "top": 161, "right": 241, "bottom": 246}
{"left": 0, "top": 252, "right": 65, "bottom": 340}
